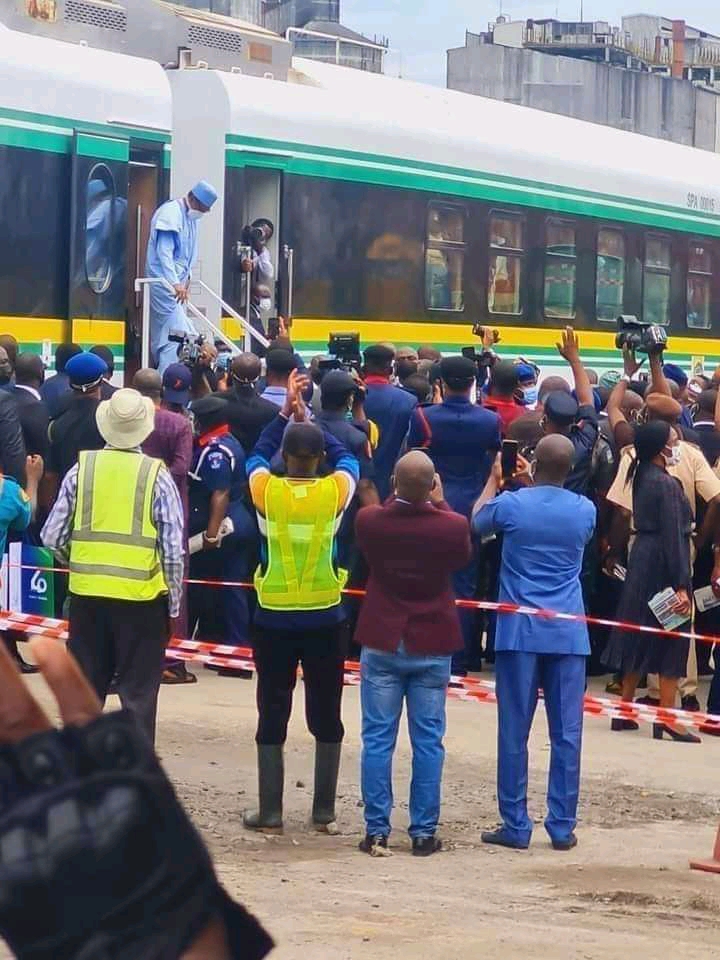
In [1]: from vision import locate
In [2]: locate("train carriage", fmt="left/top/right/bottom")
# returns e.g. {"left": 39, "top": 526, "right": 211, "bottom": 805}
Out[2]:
{"left": 4, "top": 26, "right": 720, "bottom": 378}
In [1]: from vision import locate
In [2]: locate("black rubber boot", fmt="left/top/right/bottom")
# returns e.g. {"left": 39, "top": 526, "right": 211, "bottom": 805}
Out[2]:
{"left": 311, "top": 741, "right": 342, "bottom": 833}
{"left": 243, "top": 745, "right": 284, "bottom": 833}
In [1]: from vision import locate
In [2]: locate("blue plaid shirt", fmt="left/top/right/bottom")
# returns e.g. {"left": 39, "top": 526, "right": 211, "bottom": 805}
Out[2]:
{"left": 41, "top": 446, "right": 185, "bottom": 617}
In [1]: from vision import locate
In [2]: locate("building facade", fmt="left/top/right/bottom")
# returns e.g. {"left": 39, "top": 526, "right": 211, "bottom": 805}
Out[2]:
{"left": 447, "top": 18, "right": 720, "bottom": 153}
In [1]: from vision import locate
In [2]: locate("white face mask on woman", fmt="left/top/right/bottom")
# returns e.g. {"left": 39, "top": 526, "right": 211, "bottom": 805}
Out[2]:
{"left": 663, "top": 444, "right": 682, "bottom": 468}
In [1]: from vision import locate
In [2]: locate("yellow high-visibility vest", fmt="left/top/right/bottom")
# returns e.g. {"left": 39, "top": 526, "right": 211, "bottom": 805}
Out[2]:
{"left": 69, "top": 450, "right": 167, "bottom": 602}
{"left": 255, "top": 474, "right": 347, "bottom": 611}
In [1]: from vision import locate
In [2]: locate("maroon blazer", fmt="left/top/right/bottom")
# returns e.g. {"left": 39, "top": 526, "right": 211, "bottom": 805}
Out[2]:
{"left": 354, "top": 499, "right": 472, "bottom": 656}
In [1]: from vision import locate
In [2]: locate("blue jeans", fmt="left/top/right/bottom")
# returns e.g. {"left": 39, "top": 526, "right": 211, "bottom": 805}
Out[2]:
{"left": 495, "top": 651, "right": 585, "bottom": 846}
{"left": 360, "top": 646, "right": 451, "bottom": 839}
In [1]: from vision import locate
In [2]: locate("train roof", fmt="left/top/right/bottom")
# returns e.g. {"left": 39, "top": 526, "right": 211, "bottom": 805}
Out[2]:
{"left": 0, "top": 25, "right": 171, "bottom": 134}
{"left": 177, "top": 56, "right": 720, "bottom": 234}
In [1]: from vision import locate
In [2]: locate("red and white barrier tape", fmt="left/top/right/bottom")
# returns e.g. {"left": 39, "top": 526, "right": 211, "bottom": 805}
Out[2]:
{"left": 6, "top": 563, "right": 720, "bottom": 648}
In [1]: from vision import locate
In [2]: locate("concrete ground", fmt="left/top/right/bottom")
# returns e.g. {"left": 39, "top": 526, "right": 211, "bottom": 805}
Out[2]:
{"left": 5, "top": 668, "right": 720, "bottom": 960}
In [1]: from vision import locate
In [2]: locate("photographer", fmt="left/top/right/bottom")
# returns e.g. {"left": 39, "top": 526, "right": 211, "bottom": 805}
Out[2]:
{"left": 241, "top": 219, "right": 275, "bottom": 354}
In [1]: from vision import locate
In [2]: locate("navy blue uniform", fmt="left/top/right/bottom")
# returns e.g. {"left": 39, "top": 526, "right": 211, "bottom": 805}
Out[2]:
{"left": 188, "top": 429, "right": 256, "bottom": 647}
{"left": 408, "top": 396, "right": 501, "bottom": 672}
{"left": 364, "top": 379, "right": 417, "bottom": 501}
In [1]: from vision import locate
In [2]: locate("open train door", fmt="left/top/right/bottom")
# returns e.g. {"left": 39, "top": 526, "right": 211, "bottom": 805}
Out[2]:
{"left": 67, "top": 133, "right": 129, "bottom": 380}
{"left": 125, "top": 145, "right": 164, "bottom": 381}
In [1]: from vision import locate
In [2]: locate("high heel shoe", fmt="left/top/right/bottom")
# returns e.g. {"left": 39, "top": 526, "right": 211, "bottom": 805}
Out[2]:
{"left": 611, "top": 718, "right": 639, "bottom": 732}
{"left": 652, "top": 722, "right": 701, "bottom": 743}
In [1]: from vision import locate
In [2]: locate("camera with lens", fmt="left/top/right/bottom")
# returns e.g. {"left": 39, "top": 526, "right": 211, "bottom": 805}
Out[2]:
{"left": 169, "top": 330, "right": 207, "bottom": 367}
{"left": 241, "top": 224, "right": 265, "bottom": 251}
{"left": 614, "top": 315, "right": 668, "bottom": 355}
{"left": 317, "top": 332, "right": 362, "bottom": 377}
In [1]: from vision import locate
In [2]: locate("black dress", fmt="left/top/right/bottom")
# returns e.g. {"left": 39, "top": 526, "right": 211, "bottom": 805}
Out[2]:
{"left": 604, "top": 463, "right": 693, "bottom": 679}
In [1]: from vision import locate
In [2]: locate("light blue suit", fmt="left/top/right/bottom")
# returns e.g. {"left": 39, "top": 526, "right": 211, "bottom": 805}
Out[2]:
{"left": 145, "top": 198, "right": 199, "bottom": 373}
{"left": 473, "top": 485, "right": 596, "bottom": 846}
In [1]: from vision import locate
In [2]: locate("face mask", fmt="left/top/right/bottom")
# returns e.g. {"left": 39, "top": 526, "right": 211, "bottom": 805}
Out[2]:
{"left": 258, "top": 298, "right": 272, "bottom": 312}
{"left": 664, "top": 444, "right": 681, "bottom": 468}
{"left": 522, "top": 386, "right": 538, "bottom": 408}
{"left": 187, "top": 209, "right": 204, "bottom": 221}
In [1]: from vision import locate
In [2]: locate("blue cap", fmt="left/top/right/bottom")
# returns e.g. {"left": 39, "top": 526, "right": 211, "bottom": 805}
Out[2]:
{"left": 515, "top": 362, "right": 536, "bottom": 384}
{"left": 162, "top": 362, "right": 192, "bottom": 406}
{"left": 663, "top": 363, "right": 688, "bottom": 388}
{"left": 189, "top": 180, "right": 217, "bottom": 210}
{"left": 66, "top": 351, "right": 107, "bottom": 391}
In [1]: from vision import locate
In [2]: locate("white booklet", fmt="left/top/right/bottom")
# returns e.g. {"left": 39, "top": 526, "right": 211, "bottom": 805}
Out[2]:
{"left": 648, "top": 588, "right": 688, "bottom": 631}
{"left": 694, "top": 584, "right": 720, "bottom": 614}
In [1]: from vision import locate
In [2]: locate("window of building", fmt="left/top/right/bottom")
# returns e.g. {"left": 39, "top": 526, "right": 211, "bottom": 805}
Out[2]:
{"left": 85, "top": 163, "right": 116, "bottom": 295}
{"left": 596, "top": 228, "right": 626, "bottom": 321}
{"left": 643, "top": 234, "right": 672, "bottom": 326}
{"left": 687, "top": 240, "right": 712, "bottom": 329}
{"left": 543, "top": 218, "right": 576, "bottom": 319}
{"left": 488, "top": 211, "right": 524, "bottom": 315}
{"left": 424, "top": 203, "right": 465, "bottom": 311}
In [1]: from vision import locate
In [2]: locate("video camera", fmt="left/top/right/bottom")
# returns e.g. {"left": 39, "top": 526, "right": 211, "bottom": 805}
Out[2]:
{"left": 168, "top": 330, "right": 207, "bottom": 367}
{"left": 241, "top": 224, "right": 265, "bottom": 251}
{"left": 317, "top": 332, "right": 362, "bottom": 376}
{"left": 615, "top": 315, "right": 668, "bottom": 355}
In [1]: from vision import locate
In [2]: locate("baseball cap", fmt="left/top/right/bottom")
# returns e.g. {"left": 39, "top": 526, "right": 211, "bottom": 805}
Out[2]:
{"left": 663, "top": 363, "right": 688, "bottom": 388}
{"left": 65, "top": 352, "right": 107, "bottom": 392}
{"left": 162, "top": 362, "right": 192, "bottom": 406}
{"left": 321, "top": 370, "right": 355, "bottom": 399}
{"left": 544, "top": 390, "right": 579, "bottom": 426}
{"left": 440, "top": 356, "right": 476, "bottom": 387}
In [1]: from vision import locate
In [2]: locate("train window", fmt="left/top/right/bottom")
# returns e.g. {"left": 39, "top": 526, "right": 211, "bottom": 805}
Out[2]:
{"left": 488, "top": 212, "right": 524, "bottom": 316}
{"left": 425, "top": 204, "right": 465, "bottom": 311}
{"left": 642, "top": 234, "right": 671, "bottom": 326}
{"left": 544, "top": 219, "right": 576, "bottom": 319}
{"left": 687, "top": 241, "right": 712, "bottom": 330}
{"left": 596, "top": 229, "right": 626, "bottom": 322}
{"left": 85, "top": 163, "right": 116, "bottom": 295}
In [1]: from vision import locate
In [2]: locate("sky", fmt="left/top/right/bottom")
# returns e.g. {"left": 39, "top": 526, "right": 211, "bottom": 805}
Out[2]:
{"left": 341, "top": 1, "right": 720, "bottom": 86}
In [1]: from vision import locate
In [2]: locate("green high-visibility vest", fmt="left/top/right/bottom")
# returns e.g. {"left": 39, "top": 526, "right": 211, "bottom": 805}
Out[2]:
{"left": 255, "top": 475, "right": 347, "bottom": 611}
{"left": 69, "top": 450, "right": 167, "bottom": 602}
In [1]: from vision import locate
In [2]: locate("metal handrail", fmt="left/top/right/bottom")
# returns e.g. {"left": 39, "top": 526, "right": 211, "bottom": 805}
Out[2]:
{"left": 133, "top": 276, "right": 269, "bottom": 368}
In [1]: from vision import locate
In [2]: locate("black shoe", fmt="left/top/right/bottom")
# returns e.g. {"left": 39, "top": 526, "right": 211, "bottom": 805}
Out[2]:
{"left": 13, "top": 655, "right": 39, "bottom": 675}
{"left": 681, "top": 695, "right": 701, "bottom": 712}
{"left": 358, "top": 834, "right": 388, "bottom": 855}
{"left": 217, "top": 667, "right": 253, "bottom": 679}
{"left": 611, "top": 718, "right": 639, "bottom": 732}
{"left": 481, "top": 828, "right": 529, "bottom": 850}
{"left": 551, "top": 833, "right": 578, "bottom": 851}
{"left": 635, "top": 695, "right": 660, "bottom": 706}
{"left": 652, "top": 722, "right": 701, "bottom": 743}
{"left": 412, "top": 836, "right": 442, "bottom": 857}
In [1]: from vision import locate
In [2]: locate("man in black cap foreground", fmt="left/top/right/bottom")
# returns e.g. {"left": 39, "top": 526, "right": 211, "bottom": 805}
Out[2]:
{"left": 187, "top": 395, "right": 257, "bottom": 662}
{"left": 43, "top": 351, "right": 107, "bottom": 507}
{"left": 406, "top": 355, "right": 501, "bottom": 673}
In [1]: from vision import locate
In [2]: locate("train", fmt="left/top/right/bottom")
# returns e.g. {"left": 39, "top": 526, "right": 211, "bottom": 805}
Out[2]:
{"left": 3, "top": 21, "right": 720, "bottom": 381}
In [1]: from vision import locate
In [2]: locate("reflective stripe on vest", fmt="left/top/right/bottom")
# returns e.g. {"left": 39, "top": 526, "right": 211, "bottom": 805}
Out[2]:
{"left": 254, "top": 475, "right": 347, "bottom": 611}
{"left": 69, "top": 450, "right": 167, "bottom": 602}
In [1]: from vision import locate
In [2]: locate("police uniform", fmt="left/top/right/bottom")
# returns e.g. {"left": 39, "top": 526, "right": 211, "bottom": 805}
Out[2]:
{"left": 406, "top": 356, "right": 502, "bottom": 672}
{"left": 188, "top": 396, "right": 256, "bottom": 649}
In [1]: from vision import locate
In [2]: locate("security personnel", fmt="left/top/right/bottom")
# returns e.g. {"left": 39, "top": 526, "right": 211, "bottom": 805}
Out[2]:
{"left": 244, "top": 369, "right": 359, "bottom": 834}
{"left": 187, "top": 395, "right": 256, "bottom": 654}
{"left": 46, "top": 352, "right": 107, "bottom": 484}
{"left": 41, "top": 389, "right": 185, "bottom": 743}
{"left": 407, "top": 355, "right": 502, "bottom": 673}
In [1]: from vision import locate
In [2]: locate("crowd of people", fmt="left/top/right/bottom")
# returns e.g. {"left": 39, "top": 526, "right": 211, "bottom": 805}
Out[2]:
{"left": 0, "top": 320, "right": 718, "bottom": 863}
